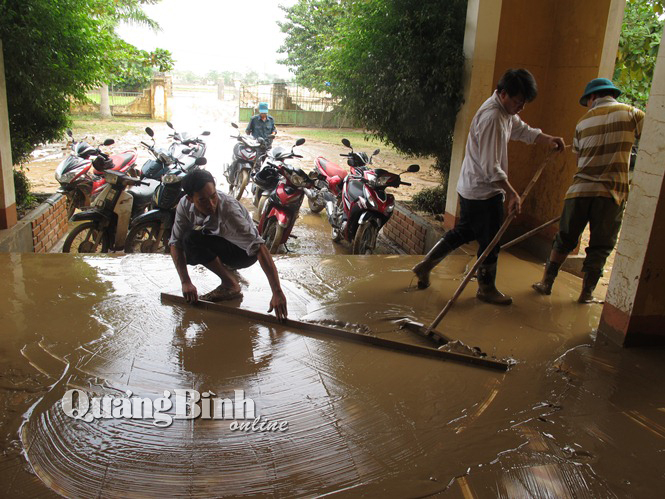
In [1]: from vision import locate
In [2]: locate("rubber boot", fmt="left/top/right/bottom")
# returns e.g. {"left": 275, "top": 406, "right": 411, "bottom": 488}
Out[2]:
{"left": 578, "top": 270, "right": 602, "bottom": 303}
{"left": 532, "top": 260, "right": 562, "bottom": 295}
{"left": 412, "top": 239, "right": 454, "bottom": 289}
{"left": 476, "top": 263, "right": 513, "bottom": 305}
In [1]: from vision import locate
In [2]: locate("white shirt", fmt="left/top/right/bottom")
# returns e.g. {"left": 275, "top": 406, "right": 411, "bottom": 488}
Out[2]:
{"left": 169, "top": 190, "right": 264, "bottom": 256}
{"left": 456, "top": 91, "right": 542, "bottom": 200}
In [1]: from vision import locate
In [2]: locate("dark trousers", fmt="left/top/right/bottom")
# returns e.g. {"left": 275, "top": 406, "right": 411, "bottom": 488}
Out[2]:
{"left": 440, "top": 194, "right": 504, "bottom": 265}
{"left": 182, "top": 230, "right": 257, "bottom": 269}
{"left": 553, "top": 197, "right": 624, "bottom": 273}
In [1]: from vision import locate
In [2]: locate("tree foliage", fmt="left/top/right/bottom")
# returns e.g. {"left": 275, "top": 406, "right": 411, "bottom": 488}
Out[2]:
{"left": 0, "top": 0, "right": 167, "bottom": 164}
{"left": 279, "top": 0, "right": 466, "bottom": 172}
{"left": 277, "top": 0, "right": 344, "bottom": 90}
{"left": 110, "top": 40, "right": 174, "bottom": 90}
{"left": 614, "top": 0, "right": 663, "bottom": 110}
{"left": 1, "top": 0, "right": 113, "bottom": 164}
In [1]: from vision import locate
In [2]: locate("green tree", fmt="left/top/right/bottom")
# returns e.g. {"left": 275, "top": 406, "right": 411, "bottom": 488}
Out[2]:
{"left": 326, "top": 0, "right": 467, "bottom": 174}
{"left": 277, "top": 0, "right": 344, "bottom": 90}
{"left": 614, "top": 0, "right": 663, "bottom": 110}
{"left": 0, "top": 0, "right": 112, "bottom": 164}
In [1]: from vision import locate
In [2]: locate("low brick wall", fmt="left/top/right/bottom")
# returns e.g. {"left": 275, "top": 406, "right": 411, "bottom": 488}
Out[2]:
{"left": 27, "top": 194, "right": 69, "bottom": 253}
{"left": 383, "top": 203, "right": 443, "bottom": 255}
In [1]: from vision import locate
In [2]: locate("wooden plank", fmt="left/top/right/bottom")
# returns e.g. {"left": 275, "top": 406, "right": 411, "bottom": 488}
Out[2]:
{"left": 160, "top": 292, "right": 511, "bottom": 372}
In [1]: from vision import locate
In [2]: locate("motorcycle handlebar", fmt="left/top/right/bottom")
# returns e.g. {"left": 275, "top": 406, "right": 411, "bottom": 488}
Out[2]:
{"left": 140, "top": 141, "right": 152, "bottom": 149}
{"left": 400, "top": 181, "right": 412, "bottom": 186}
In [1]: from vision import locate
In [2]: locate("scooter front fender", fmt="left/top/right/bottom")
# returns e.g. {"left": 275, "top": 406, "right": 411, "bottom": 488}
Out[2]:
{"left": 70, "top": 210, "right": 108, "bottom": 223}
{"left": 265, "top": 207, "right": 290, "bottom": 227}
{"left": 129, "top": 208, "right": 172, "bottom": 228}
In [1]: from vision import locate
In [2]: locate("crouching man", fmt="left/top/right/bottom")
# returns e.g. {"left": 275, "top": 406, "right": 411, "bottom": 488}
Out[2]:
{"left": 169, "top": 169, "right": 288, "bottom": 320}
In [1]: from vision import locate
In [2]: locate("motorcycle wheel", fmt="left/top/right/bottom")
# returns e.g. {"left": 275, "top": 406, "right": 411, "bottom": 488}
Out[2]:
{"left": 235, "top": 170, "right": 249, "bottom": 201}
{"left": 262, "top": 217, "right": 283, "bottom": 254}
{"left": 308, "top": 194, "right": 325, "bottom": 214}
{"left": 62, "top": 222, "right": 109, "bottom": 253}
{"left": 352, "top": 222, "right": 379, "bottom": 255}
{"left": 124, "top": 221, "right": 169, "bottom": 254}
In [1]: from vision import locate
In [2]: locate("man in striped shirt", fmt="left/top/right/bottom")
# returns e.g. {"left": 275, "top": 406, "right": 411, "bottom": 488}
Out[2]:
{"left": 533, "top": 78, "right": 645, "bottom": 303}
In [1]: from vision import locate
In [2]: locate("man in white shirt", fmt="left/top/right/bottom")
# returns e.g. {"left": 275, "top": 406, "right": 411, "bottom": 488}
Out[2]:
{"left": 169, "top": 169, "right": 288, "bottom": 321}
{"left": 412, "top": 68, "right": 564, "bottom": 305}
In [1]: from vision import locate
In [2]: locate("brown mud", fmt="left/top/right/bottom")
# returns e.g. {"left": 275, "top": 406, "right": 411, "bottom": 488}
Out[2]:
{"left": 1, "top": 251, "right": 663, "bottom": 497}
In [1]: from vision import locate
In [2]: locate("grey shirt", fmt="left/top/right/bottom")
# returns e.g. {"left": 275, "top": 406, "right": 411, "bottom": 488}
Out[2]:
{"left": 169, "top": 190, "right": 264, "bottom": 256}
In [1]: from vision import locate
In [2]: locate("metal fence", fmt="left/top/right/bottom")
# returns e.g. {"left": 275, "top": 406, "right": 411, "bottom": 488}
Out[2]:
{"left": 239, "top": 83, "right": 354, "bottom": 127}
{"left": 85, "top": 89, "right": 144, "bottom": 107}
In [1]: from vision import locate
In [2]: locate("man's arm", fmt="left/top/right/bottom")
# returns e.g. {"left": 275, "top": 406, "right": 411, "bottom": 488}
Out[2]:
{"left": 170, "top": 244, "right": 198, "bottom": 303}
{"left": 245, "top": 116, "right": 254, "bottom": 135}
{"left": 256, "top": 244, "right": 288, "bottom": 321}
{"left": 494, "top": 179, "right": 521, "bottom": 216}
{"left": 535, "top": 133, "right": 565, "bottom": 151}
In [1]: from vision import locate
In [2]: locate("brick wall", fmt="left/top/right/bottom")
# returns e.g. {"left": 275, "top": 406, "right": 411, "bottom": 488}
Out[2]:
{"left": 383, "top": 203, "right": 443, "bottom": 255}
{"left": 28, "top": 194, "right": 69, "bottom": 253}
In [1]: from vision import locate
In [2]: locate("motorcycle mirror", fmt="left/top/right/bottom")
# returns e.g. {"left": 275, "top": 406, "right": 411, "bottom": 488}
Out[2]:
{"left": 308, "top": 170, "right": 319, "bottom": 180}
{"left": 295, "top": 138, "right": 306, "bottom": 146}
{"left": 145, "top": 127, "right": 154, "bottom": 138}
{"left": 103, "top": 138, "right": 115, "bottom": 146}
{"left": 66, "top": 129, "right": 73, "bottom": 138}
{"left": 407, "top": 164, "right": 420, "bottom": 173}
{"left": 166, "top": 121, "right": 174, "bottom": 129}
{"left": 195, "top": 157, "right": 207, "bottom": 166}
{"left": 341, "top": 138, "right": 352, "bottom": 149}
{"left": 201, "top": 131, "right": 211, "bottom": 136}
{"left": 373, "top": 148, "right": 381, "bottom": 156}
{"left": 231, "top": 122, "right": 239, "bottom": 129}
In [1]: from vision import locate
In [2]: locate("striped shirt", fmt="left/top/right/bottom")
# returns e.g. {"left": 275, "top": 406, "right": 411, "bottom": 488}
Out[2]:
{"left": 567, "top": 97, "right": 644, "bottom": 205}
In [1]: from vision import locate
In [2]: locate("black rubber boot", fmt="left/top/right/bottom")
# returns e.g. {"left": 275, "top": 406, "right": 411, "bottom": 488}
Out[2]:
{"left": 532, "top": 260, "right": 562, "bottom": 295}
{"left": 412, "top": 239, "right": 454, "bottom": 289}
{"left": 476, "top": 263, "right": 513, "bottom": 305}
{"left": 578, "top": 270, "right": 602, "bottom": 303}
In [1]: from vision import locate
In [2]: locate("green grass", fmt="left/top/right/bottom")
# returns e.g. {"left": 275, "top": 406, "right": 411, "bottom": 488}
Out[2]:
{"left": 69, "top": 114, "right": 159, "bottom": 138}
{"left": 282, "top": 127, "right": 401, "bottom": 154}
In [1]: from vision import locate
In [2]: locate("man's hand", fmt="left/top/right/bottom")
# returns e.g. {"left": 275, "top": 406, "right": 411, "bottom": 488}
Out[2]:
{"left": 550, "top": 136, "right": 565, "bottom": 152}
{"left": 536, "top": 133, "right": 565, "bottom": 152}
{"left": 507, "top": 191, "right": 522, "bottom": 216}
{"left": 267, "top": 289, "right": 288, "bottom": 322}
{"left": 182, "top": 281, "right": 198, "bottom": 304}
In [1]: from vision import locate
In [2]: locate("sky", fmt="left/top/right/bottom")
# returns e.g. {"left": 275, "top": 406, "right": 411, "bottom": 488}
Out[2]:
{"left": 117, "top": 0, "right": 298, "bottom": 78}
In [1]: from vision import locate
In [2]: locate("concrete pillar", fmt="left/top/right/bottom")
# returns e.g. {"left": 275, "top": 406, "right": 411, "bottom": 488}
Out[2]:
{"left": 598, "top": 40, "right": 665, "bottom": 347}
{"left": 0, "top": 40, "right": 17, "bottom": 230}
{"left": 217, "top": 80, "right": 225, "bottom": 101}
{"left": 151, "top": 75, "right": 167, "bottom": 120}
{"left": 444, "top": 0, "right": 503, "bottom": 228}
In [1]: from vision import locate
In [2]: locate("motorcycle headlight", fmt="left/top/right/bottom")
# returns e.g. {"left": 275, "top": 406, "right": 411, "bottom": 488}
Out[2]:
{"left": 58, "top": 171, "right": 77, "bottom": 184}
{"left": 162, "top": 174, "right": 180, "bottom": 184}
{"left": 289, "top": 172, "right": 307, "bottom": 188}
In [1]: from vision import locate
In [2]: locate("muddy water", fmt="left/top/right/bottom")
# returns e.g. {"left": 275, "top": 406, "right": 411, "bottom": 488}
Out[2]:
{"left": 1, "top": 252, "right": 664, "bottom": 497}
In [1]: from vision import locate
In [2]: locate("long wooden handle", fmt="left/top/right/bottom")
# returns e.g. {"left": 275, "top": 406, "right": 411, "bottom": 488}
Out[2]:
{"left": 424, "top": 150, "right": 560, "bottom": 335}
{"left": 502, "top": 216, "right": 560, "bottom": 249}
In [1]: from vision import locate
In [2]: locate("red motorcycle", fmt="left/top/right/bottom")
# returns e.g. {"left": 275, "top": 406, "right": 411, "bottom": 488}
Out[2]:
{"left": 305, "top": 138, "right": 380, "bottom": 213}
{"left": 55, "top": 130, "right": 138, "bottom": 218}
{"left": 322, "top": 145, "right": 419, "bottom": 254}
{"left": 257, "top": 138, "right": 321, "bottom": 254}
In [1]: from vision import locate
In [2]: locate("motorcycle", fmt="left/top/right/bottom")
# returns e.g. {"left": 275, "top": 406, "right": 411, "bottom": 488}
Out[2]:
{"left": 124, "top": 156, "right": 208, "bottom": 254}
{"left": 323, "top": 143, "right": 420, "bottom": 254}
{"left": 55, "top": 130, "right": 138, "bottom": 218}
{"left": 304, "top": 138, "right": 381, "bottom": 214}
{"left": 165, "top": 121, "right": 210, "bottom": 170}
{"left": 140, "top": 126, "right": 204, "bottom": 180}
{"left": 257, "top": 138, "right": 320, "bottom": 254}
{"left": 62, "top": 162, "right": 161, "bottom": 253}
{"left": 224, "top": 123, "right": 269, "bottom": 200}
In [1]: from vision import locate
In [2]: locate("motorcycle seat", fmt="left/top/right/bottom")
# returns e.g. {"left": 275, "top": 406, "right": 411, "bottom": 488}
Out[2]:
{"left": 316, "top": 157, "right": 347, "bottom": 179}
{"left": 128, "top": 178, "right": 160, "bottom": 206}
{"left": 111, "top": 152, "right": 136, "bottom": 170}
